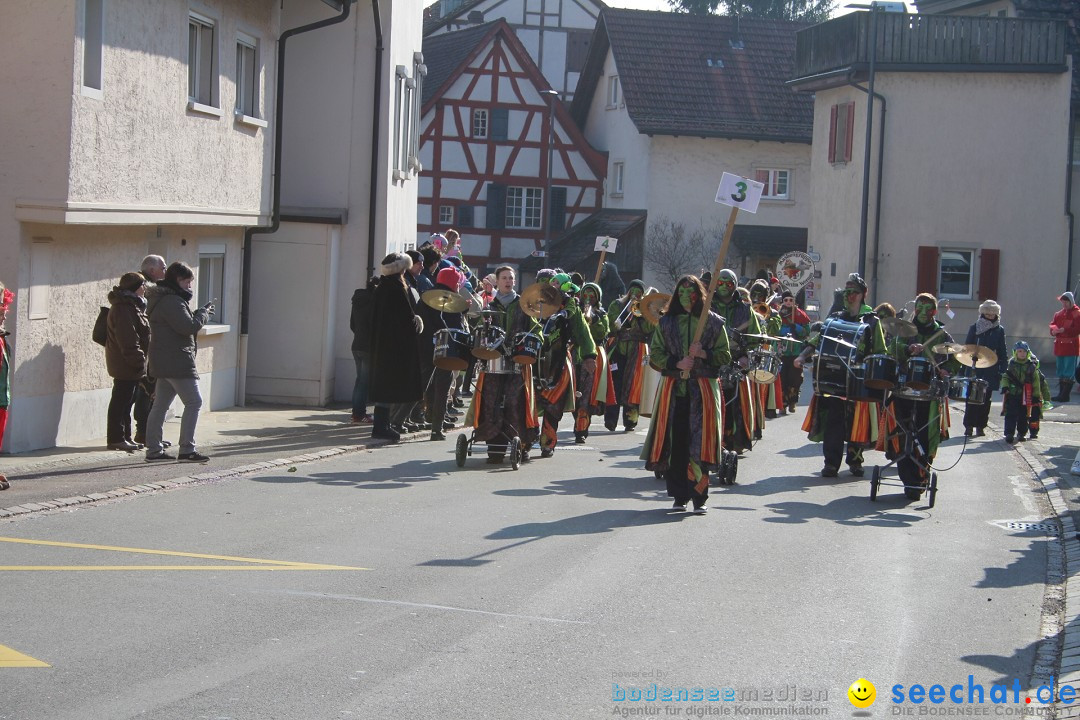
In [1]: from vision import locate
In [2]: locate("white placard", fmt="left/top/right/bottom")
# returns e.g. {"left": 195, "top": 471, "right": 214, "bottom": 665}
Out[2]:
{"left": 775, "top": 251, "right": 816, "bottom": 293}
{"left": 714, "top": 172, "right": 765, "bottom": 214}
{"left": 594, "top": 236, "right": 618, "bottom": 253}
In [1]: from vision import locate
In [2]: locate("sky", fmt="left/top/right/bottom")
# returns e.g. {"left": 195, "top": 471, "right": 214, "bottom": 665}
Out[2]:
{"left": 601, "top": 0, "right": 920, "bottom": 15}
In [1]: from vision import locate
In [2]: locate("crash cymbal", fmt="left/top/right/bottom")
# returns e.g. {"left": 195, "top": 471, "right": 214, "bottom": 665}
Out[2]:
{"left": 741, "top": 333, "right": 792, "bottom": 343}
{"left": 931, "top": 342, "right": 966, "bottom": 355}
{"left": 520, "top": 282, "right": 562, "bottom": 319}
{"left": 639, "top": 292, "right": 671, "bottom": 324}
{"left": 822, "top": 334, "right": 857, "bottom": 350}
{"left": 955, "top": 344, "right": 998, "bottom": 369}
{"left": 422, "top": 289, "right": 468, "bottom": 313}
{"left": 880, "top": 316, "right": 918, "bottom": 338}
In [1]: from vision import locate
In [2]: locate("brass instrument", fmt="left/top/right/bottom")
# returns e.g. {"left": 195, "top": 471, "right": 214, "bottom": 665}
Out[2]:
{"left": 639, "top": 292, "right": 671, "bottom": 325}
{"left": 613, "top": 298, "right": 640, "bottom": 330}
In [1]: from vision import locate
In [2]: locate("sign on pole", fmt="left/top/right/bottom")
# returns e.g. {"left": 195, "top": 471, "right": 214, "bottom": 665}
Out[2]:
{"left": 593, "top": 236, "right": 618, "bottom": 283}
{"left": 775, "top": 251, "right": 816, "bottom": 293}
{"left": 714, "top": 172, "right": 765, "bottom": 214}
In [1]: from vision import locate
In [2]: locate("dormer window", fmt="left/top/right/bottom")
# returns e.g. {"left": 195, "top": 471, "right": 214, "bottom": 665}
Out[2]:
{"left": 729, "top": 37, "right": 745, "bottom": 50}
{"left": 705, "top": 55, "right": 724, "bottom": 68}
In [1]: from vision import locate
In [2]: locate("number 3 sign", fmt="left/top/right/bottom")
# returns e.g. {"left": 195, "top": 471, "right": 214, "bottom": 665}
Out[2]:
{"left": 715, "top": 172, "right": 764, "bottom": 214}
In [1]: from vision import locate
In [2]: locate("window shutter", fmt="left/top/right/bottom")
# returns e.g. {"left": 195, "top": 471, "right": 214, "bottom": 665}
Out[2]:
{"left": 844, "top": 102, "right": 855, "bottom": 163}
{"left": 458, "top": 205, "right": 474, "bottom": 228}
{"left": 485, "top": 184, "right": 506, "bottom": 229}
{"left": 977, "top": 248, "right": 1000, "bottom": 301}
{"left": 916, "top": 246, "right": 939, "bottom": 296}
{"left": 491, "top": 108, "right": 509, "bottom": 141}
{"left": 549, "top": 187, "right": 567, "bottom": 232}
{"left": 828, "top": 104, "right": 838, "bottom": 164}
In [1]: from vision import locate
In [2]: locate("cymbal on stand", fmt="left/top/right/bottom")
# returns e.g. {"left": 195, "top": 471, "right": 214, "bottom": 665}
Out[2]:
{"left": 880, "top": 317, "right": 918, "bottom": 338}
{"left": 422, "top": 289, "right": 468, "bottom": 313}
{"left": 520, "top": 282, "right": 562, "bottom": 319}
{"left": 931, "top": 342, "right": 966, "bottom": 355}
{"left": 955, "top": 345, "right": 998, "bottom": 369}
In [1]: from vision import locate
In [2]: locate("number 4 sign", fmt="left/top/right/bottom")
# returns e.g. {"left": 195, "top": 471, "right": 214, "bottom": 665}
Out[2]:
{"left": 594, "top": 236, "right": 618, "bottom": 253}
{"left": 715, "top": 172, "right": 765, "bottom": 214}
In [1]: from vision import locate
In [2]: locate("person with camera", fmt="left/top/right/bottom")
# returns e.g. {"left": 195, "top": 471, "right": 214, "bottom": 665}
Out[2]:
{"left": 143, "top": 261, "right": 212, "bottom": 462}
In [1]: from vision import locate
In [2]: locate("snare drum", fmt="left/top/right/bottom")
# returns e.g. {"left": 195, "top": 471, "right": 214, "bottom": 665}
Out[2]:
{"left": 433, "top": 328, "right": 472, "bottom": 371}
{"left": 511, "top": 332, "right": 542, "bottom": 365}
{"left": 848, "top": 364, "right": 885, "bottom": 403}
{"left": 893, "top": 375, "right": 947, "bottom": 402}
{"left": 903, "top": 356, "right": 933, "bottom": 390}
{"left": 483, "top": 353, "right": 518, "bottom": 375}
{"left": 863, "top": 354, "right": 898, "bottom": 390}
{"left": 748, "top": 348, "right": 782, "bottom": 384}
{"left": 812, "top": 317, "right": 867, "bottom": 398}
{"left": 947, "top": 376, "right": 990, "bottom": 404}
{"left": 471, "top": 324, "right": 506, "bottom": 360}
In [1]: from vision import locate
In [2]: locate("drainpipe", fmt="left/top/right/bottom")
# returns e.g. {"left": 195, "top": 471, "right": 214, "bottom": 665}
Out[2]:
{"left": 856, "top": 6, "right": 880, "bottom": 283}
{"left": 366, "top": 0, "right": 384, "bottom": 285}
{"left": 1066, "top": 110, "right": 1076, "bottom": 295}
{"left": 848, "top": 77, "right": 887, "bottom": 306}
{"left": 238, "top": 0, "right": 353, "bottom": 406}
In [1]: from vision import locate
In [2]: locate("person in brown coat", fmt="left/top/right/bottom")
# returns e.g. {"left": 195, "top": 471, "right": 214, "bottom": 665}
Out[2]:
{"left": 105, "top": 272, "right": 150, "bottom": 451}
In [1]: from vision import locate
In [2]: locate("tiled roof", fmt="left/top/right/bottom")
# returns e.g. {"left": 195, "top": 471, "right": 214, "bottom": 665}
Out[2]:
{"left": 573, "top": 9, "right": 814, "bottom": 142}
{"left": 424, "top": 0, "right": 608, "bottom": 36}
{"left": 517, "top": 209, "right": 648, "bottom": 281}
{"left": 421, "top": 21, "right": 500, "bottom": 106}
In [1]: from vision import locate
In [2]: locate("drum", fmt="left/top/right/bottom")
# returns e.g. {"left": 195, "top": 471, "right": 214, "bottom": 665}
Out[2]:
{"left": 893, "top": 375, "right": 947, "bottom": 402}
{"left": 947, "top": 376, "right": 990, "bottom": 404}
{"left": 863, "top": 354, "right": 898, "bottom": 390}
{"left": 748, "top": 348, "right": 782, "bottom": 384}
{"left": 471, "top": 324, "right": 506, "bottom": 360}
{"left": 812, "top": 317, "right": 867, "bottom": 398}
{"left": 433, "top": 328, "right": 472, "bottom": 371}
{"left": 483, "top": 353, "right": 518, "bottom": 375}
{"left": 847, "top": 364, "right": 885, "bottom": 403}
{"left": 511, "top": 332, "right": 542, "bottom": 365}
{"left": 903, "top": 357, "right": 933, "bottom": 390}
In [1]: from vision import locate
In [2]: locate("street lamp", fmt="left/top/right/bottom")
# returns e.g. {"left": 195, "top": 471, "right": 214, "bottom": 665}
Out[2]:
{"left": 540, "top": 89, "right": 559, "bottom": 263}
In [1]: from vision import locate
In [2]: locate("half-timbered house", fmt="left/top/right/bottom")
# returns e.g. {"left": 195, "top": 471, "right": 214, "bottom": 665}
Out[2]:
{"left": 418, "top": 19, "right": 607, "bottom": 272}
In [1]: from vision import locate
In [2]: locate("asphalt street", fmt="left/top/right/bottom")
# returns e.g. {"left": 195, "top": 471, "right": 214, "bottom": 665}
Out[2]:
{"left": 0, "top": 401, "right": 1053, "bottom": 719}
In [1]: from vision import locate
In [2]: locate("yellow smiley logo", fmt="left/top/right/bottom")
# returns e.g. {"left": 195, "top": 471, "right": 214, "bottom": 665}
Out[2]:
{"left": 848, "top": 678, "right": 876, "bottom": 709}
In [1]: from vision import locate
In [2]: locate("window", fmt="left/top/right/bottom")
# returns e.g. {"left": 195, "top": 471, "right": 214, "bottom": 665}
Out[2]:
{"left": 566, "top": 30, "right": 591, "bottom": 73}
{"left": 458, "top": 206, "right": 474, "bottom": 228}
{"left": 755, "top": 169, "right": 790, "bottom": 199}
{"left": 188, "top": 12, "right": 217, "bottom": 108}
{"left": 393, "top": 58, "right": 426, "bottom": 180}
{"left": 505, "top": 187, "right": 543, "bottom": 229}
{"left": 490, "top": 108, "right": 508, "bottom": 141}
{"left": 938, "top": 250, "right": 973, "bottom": 299}
{"left": 472, "top": 109, "right": 488, "bottom": 138}
{"left": 82, "top": 0, "right": 104, "bottom": 93}
{"left": 611, "top": 161, "right": 624, "bottom": 196}
{"left": 607, "top": 75, "right": 620, "bottom": 108}
{"left": 439, "top": 205, "right": 454, "bottom": 224}
{"left": 828, "top": 102, "right": 854, "bottom": 164}
{"left": 198, "top": 247, "right": 225, "bottom": 324}
{"left": 235, "top": 33, "right": 258, "bottom": 118}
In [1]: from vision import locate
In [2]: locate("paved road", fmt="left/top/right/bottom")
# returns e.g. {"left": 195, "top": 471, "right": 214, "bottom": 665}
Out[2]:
{"left": 0, "top": 406, "right": 1053, "bottom": 719}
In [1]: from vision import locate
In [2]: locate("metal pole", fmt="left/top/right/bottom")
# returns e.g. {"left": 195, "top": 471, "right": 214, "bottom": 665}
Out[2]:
{"left": 857, "top": 6, "right": 878, "bottom": 280}
{"left": 543, "top": 91, "right": 557, "bottom": 261}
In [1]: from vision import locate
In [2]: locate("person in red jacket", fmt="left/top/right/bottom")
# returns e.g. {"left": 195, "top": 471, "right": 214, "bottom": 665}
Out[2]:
{"left": 1050, "top": 291, "right": 1080, "bottom": 402}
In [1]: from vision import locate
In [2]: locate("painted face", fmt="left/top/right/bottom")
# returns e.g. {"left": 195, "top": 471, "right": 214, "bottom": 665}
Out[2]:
{"left": 582, "top": 288, "right": 598, "bottom": 306}
{"left": 915, "top": 301, "right": 936, "bottom": 324}
{"left": 716, "top": 279, "right": 736, "bottom": 298}
{"left": 629, "top": 286, "right": 644, "bottom": 301}
{"left": 677, "top": 283, "right": 699, "bottom": 311}
{"left": 843, "top": 286, "right": 863, "bottom": 308}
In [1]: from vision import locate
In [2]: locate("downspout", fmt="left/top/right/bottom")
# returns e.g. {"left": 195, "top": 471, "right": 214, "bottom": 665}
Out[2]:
{"left": 366, "top": 0, "right": 384, "bottom": 285}
{"left": 848, "top": 77, "right": 887, "bottom": 306}
{"left": 238, "top": 0, "right": 353, "bottom": 406}
{"left": 1066, "top": 109, "right": 1076, "bottom": 294}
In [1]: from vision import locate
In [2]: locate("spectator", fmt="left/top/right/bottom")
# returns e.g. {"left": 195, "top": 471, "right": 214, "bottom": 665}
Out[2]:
{"left": 418, "top": 266, "right": 466, "bottom": 440}
{"left": 0, "top": 282, "right": 12, "bottom": 490}
{"left": 1050, "top": 291, "right": 1080, "bottom": 402}
{"left": 105, "top": 272, "right": 150, "bottom": 451}
{"left": 962, "top": 299, "right": 1008, "bottom": 437}
{"left": 370, "top": 253, "right": 424, "bottom": 442}
{"left": 405, "top": 250, "right": 423, "bottom": 295}
{"left": 143, "top": 262, "right": 211, "bottom": 463}
{"left": 417, "top": 246, "right": 440, "bottom": 294}
{"left": 133, "top": 255, "right": 167, "bottom": 445}
{"left": 349, "top": 278, "right": 377, "bottom": 424}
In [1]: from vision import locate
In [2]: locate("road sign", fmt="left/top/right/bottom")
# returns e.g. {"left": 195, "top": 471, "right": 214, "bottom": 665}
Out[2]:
{"left": 715, "top": 172, "right": 765, "bottom": 214}
{"left": 531, "top": 250, "right": 546, "bottom": 257}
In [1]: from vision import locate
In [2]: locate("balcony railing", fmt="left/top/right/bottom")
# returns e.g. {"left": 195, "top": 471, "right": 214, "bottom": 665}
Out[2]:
{"left": 794, "top": 12, "right": 1068, "bottom": 80}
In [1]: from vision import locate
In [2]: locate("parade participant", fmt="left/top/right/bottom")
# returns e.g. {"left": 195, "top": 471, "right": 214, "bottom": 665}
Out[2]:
{"left": 641, "top": 275, "right": 731, "bottom": 514}
{"left": 1001, "top": 341, "right": 1047, "bottom": 443}
{"left": 536, "top": 273, "right": 597, "bottom": 457}
{"left": 469, "top": 266, "right": 541, "bottom": 463}
{"left": 573, "top": 282, "right": 613, "bottom": 443}
{"left": 417, "top": 266, "right": 467, "bottom": 441}
{"left": 605, "top": 280, "right": 650, "bottom": 432}
{"left": 709, "top": 269, "right": 759, "bottom": 454}
{"left": 750, "top": 279, "right": 785, "bottom": 418}
{"left": 1050, "top": 292, "right": 1080, "bottom": 402}
{"left": 962, "top": 299, "right": 1008, "bottom": 437}
{"left": 881, "top": 293, "right": 959, "bottom": 490}
{"left": 777, "top": 291, "right": 810, "bottom": 414}
{"left": 794, "top": 273, "right": 885, "bottom": 477}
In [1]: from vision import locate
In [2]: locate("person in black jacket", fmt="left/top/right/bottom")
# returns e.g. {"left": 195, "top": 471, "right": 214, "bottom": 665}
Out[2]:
{"left": 963, "top": 299, "right": 1008, "bottom": 436}
{"left": 349, "top": 277, "right": 378, "bottom": 424}
{"left": 417, "top": 267, "right": 467, "bottom": 440}
{"left": 370, "top": 253, "right": 423, "bottom": 442}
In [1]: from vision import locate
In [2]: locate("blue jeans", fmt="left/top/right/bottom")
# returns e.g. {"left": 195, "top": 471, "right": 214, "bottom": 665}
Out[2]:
{"left": 352, "top": 350, "right": 371, "bottom": 418}
{"left": 145, "top": 376, "right": 203, "bottom": 455}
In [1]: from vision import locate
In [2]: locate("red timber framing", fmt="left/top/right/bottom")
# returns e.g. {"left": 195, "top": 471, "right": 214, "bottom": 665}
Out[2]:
{"left": 418, "top": 20, "right": 606, "bottom": 270}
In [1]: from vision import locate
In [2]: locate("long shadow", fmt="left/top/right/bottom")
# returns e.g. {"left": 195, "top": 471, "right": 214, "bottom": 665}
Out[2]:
{"left": 976, "top": 538, "right": 1052, "bottom": 590}
{"left": 717, "top": 473, "right": 852, "bottom": 498}
{"left": 777, "top": 443, "right": 825, "bottom": 458}
{"left": 249, "top": 458, "right": 445, "bottom": 489}
{"left": 762, "top": 491, "right": 930, "bottom": 527}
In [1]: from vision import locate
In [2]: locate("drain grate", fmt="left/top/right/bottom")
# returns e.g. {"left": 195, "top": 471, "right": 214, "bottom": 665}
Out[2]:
{"left": 1002, "top": 521, "right": 1059, "bottom": 533}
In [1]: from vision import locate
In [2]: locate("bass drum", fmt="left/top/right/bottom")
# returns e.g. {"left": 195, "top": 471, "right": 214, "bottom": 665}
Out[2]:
{"left": 812, "top": 317, "right": 867, "bottom": 399}
{"left": 433, "top": 328, "right": 472, "bottom": 371}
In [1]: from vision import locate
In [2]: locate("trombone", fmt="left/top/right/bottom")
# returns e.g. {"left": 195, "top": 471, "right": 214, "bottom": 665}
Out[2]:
{"left": 613, "top": 297, "right": 640, "bottom": 330}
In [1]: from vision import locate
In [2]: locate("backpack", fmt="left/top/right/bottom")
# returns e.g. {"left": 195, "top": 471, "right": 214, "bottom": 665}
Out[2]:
{"left": 92, "top": 306, "right": 109, "bottom": 346}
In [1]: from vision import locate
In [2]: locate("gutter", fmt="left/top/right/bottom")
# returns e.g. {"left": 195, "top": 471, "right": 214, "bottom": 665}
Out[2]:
{"left": 238, "top": 0, "right": 353, "bottom": 406}
{"left": 847, "top": 76, "right": 887, "bottom": 306}
{"left": 1067, "top": 109, "right": 1076, "bottom": 295}
{"left": 367, "top": 0, "right": 384, "bottom": 285}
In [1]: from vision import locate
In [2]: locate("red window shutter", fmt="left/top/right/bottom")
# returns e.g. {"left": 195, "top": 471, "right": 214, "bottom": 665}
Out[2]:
{"left": 916, "top": 246, "right": 939, "bottom": 296}
{"left": 844, "top": 102, "right": 855, "bottom": 163}
{"left": 978, "top": 248, "right": 1000, "bottom": 301}
{"left": 828, "top": 105, "right": 838, "bottom": 163}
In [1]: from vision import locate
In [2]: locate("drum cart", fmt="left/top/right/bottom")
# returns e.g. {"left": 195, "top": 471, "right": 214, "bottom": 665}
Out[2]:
{"left": 454, "top": 357, "right": 526, "bottom": 471}
{"left": 868, "top": 389, "right": 941, "bottom": 508}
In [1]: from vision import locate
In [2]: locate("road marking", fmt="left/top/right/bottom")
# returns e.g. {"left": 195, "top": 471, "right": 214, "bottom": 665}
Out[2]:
{"left": 0, "top": 537, "right": 366, "bottom": 571}
{"left": 0, "top": 644, "right": 50, "bottom": 668}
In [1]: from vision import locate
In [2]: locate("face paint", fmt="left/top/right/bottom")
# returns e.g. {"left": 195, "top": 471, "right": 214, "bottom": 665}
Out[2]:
{"left": 717, "top": 280, "right": 736, "bottom": 298}
{"left": 915, "top": 302, "right": 936, "bottom": 324}
{"left": 630, "top": 287, "right": 643, "bottom": 301}
{"left": 677, "top": 284, "right": 697, "bottom": 310}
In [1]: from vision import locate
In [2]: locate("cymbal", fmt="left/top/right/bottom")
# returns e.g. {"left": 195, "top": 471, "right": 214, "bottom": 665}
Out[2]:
{"left": 822, "top": 334, "right": 857, "bottom": 349}
{"left": 741, "top": 333, "right": 794, "bottom": 343}
{"left": 422, "top": 289, "right": 468, "bottom": 313}
{"left": 931, "top": 342, "right": 966, "bottom": 355}
{"left": 955, "top": 344, "right": 998, "bottom": 369}
{"left": 639, "top": 292, "right": 671, "bottom": 324}
{"left": 520, "top": 282, "right": 562, "bottom": 319}
{"left": 880, "top": 316, "right": 918, "bottom": 338}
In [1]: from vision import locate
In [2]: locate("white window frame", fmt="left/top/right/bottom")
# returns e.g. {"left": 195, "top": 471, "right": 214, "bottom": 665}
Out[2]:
{"left": 938, "top": 248, "right": 974, "bottom": 300}
{"left": 611, "top": 161, "right": 624, "bottom": 197}
{"left": 81, "top": 0, "right": 104, "bottom": 97}
{"left": 198, "top": 244, "right": 226, "bottom": 325}
{"left": 439, "top": 205, "right": 454, "bottom": 224}
{"left": 234, "top": 31, "right": 264, "bottom": 127}
{"left": 472, "top": 108, "right": 488, "bottom": 139}
{"left": 188, "top": 10, "right": 220, "bottom": 114}
{"left": 505, "top": 187, "right": 543, "bottom": 229}
{"left": 606, "top": 75, "right": 620, "bottom": 109}
{"left": 755, "top": 168, "right": 791, "bottom": 200}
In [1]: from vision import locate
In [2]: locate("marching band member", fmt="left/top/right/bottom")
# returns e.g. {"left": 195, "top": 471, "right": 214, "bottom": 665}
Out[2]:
{"left": 469, "top": 266, "right": 541, "bottom": 463}
{"left": 605, "top": 280, "right": 651, "bottom": 432}
{"left": 794, "top": 273, "right": 885, "bottom": 478}
{"left": 536, "top": 273, "right": 597, "bottom": 458}
{"left": 707, "top": 269, "right": 759, "bottom": 454}
{"left": 574, "top": 282, "right": 613, "bottom": 443}
{"left": 1000, "top": 341, "right": 1046, "bottom": 444}
{"left": 641, "top": 275, "right": 731, "bottom": 514}
{"left": 777, "top": 291, "right": 810, "bottom": 414}
{"left": 750, "top": 279, "right": 785, "bottom": 419}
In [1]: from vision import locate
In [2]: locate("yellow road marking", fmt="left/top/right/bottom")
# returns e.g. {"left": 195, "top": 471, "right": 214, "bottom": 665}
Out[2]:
{"left": 0, "top": 644, "right": 50, "bottom": 668}
{"left": 0, "top": 537, "right": 366, "bottom": 571}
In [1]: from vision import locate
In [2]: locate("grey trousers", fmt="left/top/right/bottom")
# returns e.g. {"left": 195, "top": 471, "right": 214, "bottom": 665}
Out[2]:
{"left": 145, "top": 376, "right": 203, "bottom": 455}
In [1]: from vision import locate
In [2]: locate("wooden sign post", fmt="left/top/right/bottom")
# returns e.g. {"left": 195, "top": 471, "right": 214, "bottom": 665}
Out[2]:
{"left": 593, "top": 236, "right": 618, "bottom": 284}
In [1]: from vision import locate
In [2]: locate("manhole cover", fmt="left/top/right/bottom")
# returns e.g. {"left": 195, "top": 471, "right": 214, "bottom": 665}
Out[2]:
{"left": 1002, "top": 521, "right": 1059, "bottom": 533}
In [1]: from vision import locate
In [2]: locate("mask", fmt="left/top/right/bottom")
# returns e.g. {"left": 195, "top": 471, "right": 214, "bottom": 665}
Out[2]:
{"left": 677, "top": 284, "right": 698, "bottom": 310}
{"left": 915, "top": 302, "right": 936, "bottom": 324}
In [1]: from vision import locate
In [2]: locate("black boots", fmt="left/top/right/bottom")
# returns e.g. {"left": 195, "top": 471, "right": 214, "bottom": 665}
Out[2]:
{"left": 1053, "top": 379, "right": 1074, "bottom": 403}
{"left": 371, "top": 406, "right": 400, "bottom": 443}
